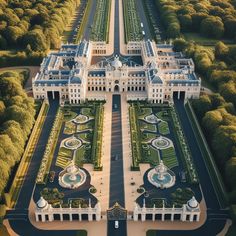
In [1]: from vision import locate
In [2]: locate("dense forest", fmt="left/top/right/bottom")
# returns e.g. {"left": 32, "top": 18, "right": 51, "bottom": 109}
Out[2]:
{"left": 0, "top": 71, "right": 35, "bottom": 199}
{"left": 0, "top": 0, "right": 80, "bottom": 51}
{"left": 155, "top": 0, "right": 236, "bottom": 39}
{"left": 173, "top": 38, "right": 236, "bottom": 203}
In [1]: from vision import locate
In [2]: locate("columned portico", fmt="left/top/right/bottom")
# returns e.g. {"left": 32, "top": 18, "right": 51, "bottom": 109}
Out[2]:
{"left": 133, "top": 197, "right": 201, "bottom": 222}
{"left": 35, "top": 197, "right": 102, "bottom": 222}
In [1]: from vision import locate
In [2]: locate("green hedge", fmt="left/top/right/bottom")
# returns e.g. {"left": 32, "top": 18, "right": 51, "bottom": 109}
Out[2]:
{"left": 129, "top": 104, "right": 141, "bottom": 170}
{"left": 91, "top": 104, "right": 104, "bottom": 170}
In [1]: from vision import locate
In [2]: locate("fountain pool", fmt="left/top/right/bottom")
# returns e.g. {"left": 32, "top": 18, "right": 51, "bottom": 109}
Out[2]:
{"left": 148, "top": 161, "right": 175, "bottom": 189}
{"left": 59, "top": 161, "right": 86, "bottom": 189}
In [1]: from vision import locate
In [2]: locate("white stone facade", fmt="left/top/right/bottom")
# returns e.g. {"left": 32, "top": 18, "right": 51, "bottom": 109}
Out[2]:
{"left": 33, "top": 40, "right": 201, "bottom": 104}
{"left": 133, "top": 197, "right": 200, "bottom": 222}
{"left": 35, "top": 197, "right": 101, "bottom": 222}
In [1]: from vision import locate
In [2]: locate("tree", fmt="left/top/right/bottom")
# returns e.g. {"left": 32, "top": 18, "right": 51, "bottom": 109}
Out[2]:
{"left": 173, "top": 38, "right": 189, "bottom": 52}
{"left": 6, "top": 104, "right": 34, "bottom": 137}
{"left": 44, "top": 28, "right": 61, "bottom": 49}
{"left": 2, "top": 120, "right": 25, "bottom": 154}
{"left": 225, "top": 157, "right": 236, "bottom": 190}
{"left": 191, "top": 13, "right": 207, "bottom": 30}
{"left": 200, "top": 16, "right": 224, "bottom": 39}
{"left": 0, "top": 134, "right": 18, "bottom": 165}
{"left": 0, "top": 100, "right": 5, "bottom": 123}
{"left": 202, "top": 109, "right": 223, "bottom": 135}
{"left": 0, "top": 77, "right": 24, "bottom": 100}
{"left": 212, "top": 125, "right": 236, "bottom": 165}
{"left": 21, "top": 29, "right": 48, "bottom": 51}
{"left": 224, "top": 18, "right": 236, "bottom": 38}
{"left": 0, "top": 35, "right": 7, "bottom": 49}
{"left": 219, "top": 81, "right": 236, "bottom": 107}
{"left": 215, "top": 42, "right": 229, "bottom": 59}
{"left": 166, "top": 22, "right": 180, "bottom": 38}
{"left": 3, "top": 26, "right": 23, "bottom": 46}
{"left": 178, "top": 14, "right": 192, "bottom": 31}
{"left": 210, "top": 93, "right": 226, "bottom": 109}
{"left": 0, "top": 160, "right": 10, "bottom": 194}
{"left": 192, "top": 95, "right": 212, "bottom": 119}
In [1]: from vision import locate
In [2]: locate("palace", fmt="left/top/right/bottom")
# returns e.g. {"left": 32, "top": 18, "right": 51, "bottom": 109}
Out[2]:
{"left": 32, "top": 40, "right": 201, "bottom": 104}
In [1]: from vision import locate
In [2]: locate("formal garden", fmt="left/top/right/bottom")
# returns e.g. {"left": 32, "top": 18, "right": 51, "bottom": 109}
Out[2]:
{"left": 129, "top": 102, "right": 199, "bottom": 185}
{"left": 129, "top": 102, "right": 202, "bottom": 209}
{"left": 36, "top": 102, "right": 104, "bottom": 185}
{"left": 123, "top": 0, "right": 143, "bottom": 42}
{"left": 91, "top": 0, "right": 111, "bottom": 42}
{"left": 33, "top": 103, "right": 104, "bottom": 208}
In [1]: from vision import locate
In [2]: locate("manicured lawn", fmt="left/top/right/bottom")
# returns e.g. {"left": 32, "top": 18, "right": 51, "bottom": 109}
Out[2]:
{"left": 64, "top": 120, "right": 76, "bottom": 134}
{"left": 81, "top": 107, "right": 94, "bottom": 117}
{"left": 146, "top": 230, "right": 156, "bottom": 236}
{"left": 63, "top": 109, "right": 77, "bottom": 121}
{"left": 56, "top": 155, "right": 71, "bottom": 169}
{"left": 75, "top": 146, "right": 86, "bottom": 166}
{"left": 158, "top": 120, "right": 170, "bottom": 135}
{"left": 138, "top": 107, "right": 152, "bottom": 119}
{"left": 184, "top": 33, "right": 234, "bottom": 46}
{"left": 58, "top": 147, "right": 73, "bottom": 158}
{"left": 161, "top": 147, "right": 178, "bottom": 169}
{"left": 130, "top": 103, "right": 180, "bottom": 169}
{"left": 142, "top": 146, "right": 161, "bottom": 165}
{"left": 139, "top": 120, "right": 156, "bottom": 132}
{"left": 77, "top": 121, "right": 93, "bottom": 131}
{"left": 79, "top": 132, "right": 91, "bottom": 142}
{"left": 155, "top": 110, "right": 169, "bottom": 121}
{"left": 56, "top": 147, "right": 73, "bottom": 168}
{"left": 141, "top": 132, "right": 156, "bottom": 142}
{"left": 76, "top": 231, "right": 87, "bottom": 236}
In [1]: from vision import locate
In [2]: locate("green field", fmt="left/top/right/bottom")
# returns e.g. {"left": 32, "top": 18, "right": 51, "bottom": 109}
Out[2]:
{"left": 184, "top": 33, "right": 235, "bottom": 46}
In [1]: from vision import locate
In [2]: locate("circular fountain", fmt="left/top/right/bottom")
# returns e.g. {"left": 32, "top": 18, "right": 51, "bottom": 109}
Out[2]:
{"left": 73, "top": 114, "right": 89, "bottom": 124}
{"left": 63, "top": 137, "right": 82, "bottom": 150}
{"left": 148, "top": 161, "right": 175, "bottom": 189}
{"left": 151, "top": 136, "right": 172, "bottom": 150}
{"left": 144, "top": 114, "right": 160, "bottom": 124}
{"left": 59, "top": 161, "right": 86, "bottom": 189}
